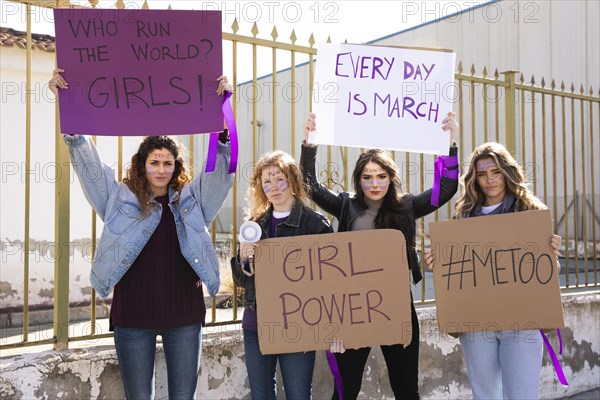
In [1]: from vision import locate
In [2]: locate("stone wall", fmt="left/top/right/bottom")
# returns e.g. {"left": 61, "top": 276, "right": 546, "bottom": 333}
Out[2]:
{"left": 1, "top": 291, "right": 598, "bottom": 399}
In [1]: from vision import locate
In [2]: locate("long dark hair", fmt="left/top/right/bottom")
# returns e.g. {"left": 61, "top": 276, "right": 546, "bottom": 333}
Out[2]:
{"left": 352, "top": 149, "right": 414, "bottom": 244}
{"left": 123, "top": 136, "right": 191, "bottom": 216}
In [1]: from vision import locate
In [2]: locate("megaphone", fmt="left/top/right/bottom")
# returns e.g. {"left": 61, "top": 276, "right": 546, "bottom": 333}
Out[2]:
{"left": 239, "top": 220, "right": 262, "bottom": 243}
{"left": 239, "top": 221, "right": 261, "bottom": 276}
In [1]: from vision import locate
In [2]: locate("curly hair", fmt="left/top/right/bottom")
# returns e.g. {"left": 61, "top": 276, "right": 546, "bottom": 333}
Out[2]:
{"left": 352, "top": 148, "right": 413, "bottom": 239}
{"left": 455, "top": 142, "right": 546, "bottom": 218}
{"left": 123, "top": 136, "right": 191, "bottom": 216}
{"left": 246, "top": 151, "right": 308, "bottom": 221}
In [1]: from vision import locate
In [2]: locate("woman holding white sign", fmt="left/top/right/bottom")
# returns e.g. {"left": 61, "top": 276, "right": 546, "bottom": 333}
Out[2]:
{"left": 231, "top": 150, "right": 333, "bottom": 400}
{"left": 301, "top": 111, "right": 460, "bottom": 400}
{"left": 50, "top": 69, "right": 235, "bottom": 400}
{"left": 425, "top": 142, "right": 562, "bottom": 400}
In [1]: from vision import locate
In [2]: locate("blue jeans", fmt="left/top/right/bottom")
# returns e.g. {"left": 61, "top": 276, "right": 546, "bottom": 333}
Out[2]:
{"left": 243, "top": 329, "right": 315, "bottom": 400}
{"left": 460, "top": 329, "right": 543, "bottom": 400}
{"left": 114, "top": 323, "right": 203, "bottom": 400}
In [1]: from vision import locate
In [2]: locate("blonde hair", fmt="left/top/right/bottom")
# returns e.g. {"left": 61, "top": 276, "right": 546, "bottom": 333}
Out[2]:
{"left": 245, "top": 151, "right": 308, "bottom": 220}
{"left": 455, "top": 142, "right": 546, "bottom": 218}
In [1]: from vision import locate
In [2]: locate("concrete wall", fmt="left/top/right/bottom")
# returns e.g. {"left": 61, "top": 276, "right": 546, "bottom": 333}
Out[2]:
{"left": 1, "top": 291, "right": 598, "bottom": 399}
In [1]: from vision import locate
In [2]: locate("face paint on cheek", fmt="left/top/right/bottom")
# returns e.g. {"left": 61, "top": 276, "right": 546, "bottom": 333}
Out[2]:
{"left": 279, "top": 181, "right": 288, "bottom": 192}
{"left": 361, "top": 180, "right": 374, "bottom": 190}
{"left": 375, "top": 180, "right": 389, "bottom": 189}
{"left": 263, "top": 185, "right": 271, "bottom": 194}
{"left": 146, "top": 166, "right": 155, "bottom": 175}
{"left": 165, "top": 166, "right": 175, "bottom": 175}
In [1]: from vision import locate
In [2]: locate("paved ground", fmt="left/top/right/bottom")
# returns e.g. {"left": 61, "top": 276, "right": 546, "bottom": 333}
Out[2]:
{"left": 565, "top": 387, "right": 600, "bottom": 399}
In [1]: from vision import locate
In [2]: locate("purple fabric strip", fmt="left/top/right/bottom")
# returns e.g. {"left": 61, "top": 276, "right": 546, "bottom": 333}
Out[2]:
{"left": 204, "top": 90, "right": 238, "bottom": 173}
{"left": 440, "top": 155, "right": 460, "bottom": 180}
{"left": 326, "top": 350, "right": 344, "bottom": 400}
{"left": 204, "top": 132, "right": 219, "bottom": 172}
{"left": 540, "top": 329, "right": 569, "bottom": 386}
{"left": 430, "top": 155, "right": 458, "bottom": 207}
{"left": 431, "top": 157, "right": 444, "bottom": 207}
{"left": 221, "top": 91, "right": 238, "bottom": 174}
{"left": 557, "top": 328, "right": 563, "bottom": 355}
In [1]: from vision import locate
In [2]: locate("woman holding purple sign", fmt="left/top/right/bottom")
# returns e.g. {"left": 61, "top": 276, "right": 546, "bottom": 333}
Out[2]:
{"left": 50, "top": 69, "right": 235, "bottom": 399}
{"left": 424, "top": 142, "right": 562, "bottom": 400}
{"left": 230, "top": 150, "right": 333, "bottom": 400}
{"left": 301, "top": 111, "right": 460, "bottom": 400}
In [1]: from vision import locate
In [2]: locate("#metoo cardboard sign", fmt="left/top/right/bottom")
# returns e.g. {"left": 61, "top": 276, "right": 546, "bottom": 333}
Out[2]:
{"left": 254, "top": 230, "right": 412, "bottom": 355}
{"left": 311, "top": 43, "right": 456, "bottom": 154}
{"left": 429, "top": 210, "right": 565, "bottom": 334}
{"left": 54, "top": 9, "right": 223, "bottom": 136}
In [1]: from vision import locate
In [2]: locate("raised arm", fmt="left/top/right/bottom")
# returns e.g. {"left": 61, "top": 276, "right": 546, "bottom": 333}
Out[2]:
{"left": 413, "top": 112, "right": 460, "bottom": 219}
{"left": 192, "top": 76, "right": 236, "bottom": 225}
{"left": 64, "top": 134, "right": 118, "bottom": 221}
{"left": 300, "top": 113, "right": 344, "bottom": 218}
{"left": 190, "top": 138, "right": 235, "bottom": 226}
{"left": 51, "top": 68, "right": 117, "bottom": 220}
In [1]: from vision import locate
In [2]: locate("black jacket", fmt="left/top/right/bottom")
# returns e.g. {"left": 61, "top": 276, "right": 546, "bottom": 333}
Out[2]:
{"left": 300, "top": 143, "right": 459, "bottom": 284}
{"left": 230, "top": 199, "right": 333, "bottom": 310}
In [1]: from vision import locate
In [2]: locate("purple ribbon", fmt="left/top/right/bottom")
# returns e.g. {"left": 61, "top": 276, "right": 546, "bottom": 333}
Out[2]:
{"left": 557, "top": 327, "right": 563, "bottom": 355}
{"left": 205, "top": 132, "right": 219, "bottom": 172}
{"left": 540, "top": 329, "right": 568, "bottom": 386}
{"left": 326, "top": 350, "right": 344, "bottom": 400}
{"left": 431, "top": 155, "right": 459, "bottom": 207}
{"left": 205, "top": 90, "right": 238, "bottom": 173}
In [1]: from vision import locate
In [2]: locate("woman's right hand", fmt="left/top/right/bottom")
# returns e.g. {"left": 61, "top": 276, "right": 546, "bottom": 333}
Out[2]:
{"left": 303, "top": 112, "right": 316, "bottom": 142}
{"left": 49, "top": 68, "right": 68, "bottom": 96}
{"left": 329, "top": 338, "right": 345, "bottom": 353}
{"left": 240, "top": 241, "right": 257, "bottom": 263}
{"left": 424, "top": 251, "right": 436, "bottom": 271}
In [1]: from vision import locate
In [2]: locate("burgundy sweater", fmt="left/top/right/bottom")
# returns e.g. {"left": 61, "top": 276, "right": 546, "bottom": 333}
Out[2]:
{"left": 110, "top": 194, "right": 206, "bottom": 329}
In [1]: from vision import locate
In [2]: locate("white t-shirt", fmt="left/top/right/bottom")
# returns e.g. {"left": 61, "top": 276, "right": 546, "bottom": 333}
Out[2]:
{"left": 480, "top": 202, "right": 502, "bottom": 215}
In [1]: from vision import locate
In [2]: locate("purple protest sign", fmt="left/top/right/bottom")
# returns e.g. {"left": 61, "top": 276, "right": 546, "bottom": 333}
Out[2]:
{"left": 54, "top": 9, "right": 223, "bottom": 136}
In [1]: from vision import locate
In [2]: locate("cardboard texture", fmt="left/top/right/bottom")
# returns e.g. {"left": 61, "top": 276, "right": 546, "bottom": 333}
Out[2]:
{"left": 54, "top": 9, "right": 223, "bottom": 136}
{"left": 254, "top": 229, "right": 412, "bottom": 355}
{"left": 429, "top": 210, "right": 565, "bottom": 334}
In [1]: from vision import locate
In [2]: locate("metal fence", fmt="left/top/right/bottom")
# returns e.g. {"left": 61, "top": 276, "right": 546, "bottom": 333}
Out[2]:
{"left": 1, "top": 0, "right": 598, "bottom": 351}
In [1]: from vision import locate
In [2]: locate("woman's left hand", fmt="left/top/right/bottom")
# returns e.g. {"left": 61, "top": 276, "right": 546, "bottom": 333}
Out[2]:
{"left": 441, "top": 111, "right": 458, "bottom": 146}
{"left": 49, "top": 68, "right": 68, "bottom": 96}
{"left": 424, "top": 251, "right": 436, "bottom": 271}
{"left": 550, "top": 234, "right": 562, "bottom": 257}
{"left": 330, "top": 338, "right": 345, "bottom": 353}
{"left": 217, "top": 75, "right": 233, "bottom": 96}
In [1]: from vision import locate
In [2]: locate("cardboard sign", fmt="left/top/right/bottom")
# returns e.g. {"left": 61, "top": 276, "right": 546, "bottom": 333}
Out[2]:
{"left": 429, "top": 210, "right": 565, "bottom": 334}
{"left": 311, "top": 43, "right": 455, "bottom": 155}
{"left": 254, "top": 229, "right": 412, "bottom": 355}
{"left": 54, "top": 9, "right": 223, "bottom": 136}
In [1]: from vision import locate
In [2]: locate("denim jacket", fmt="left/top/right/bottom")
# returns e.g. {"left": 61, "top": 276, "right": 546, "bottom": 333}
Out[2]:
{"left": 64, "top": 134, "right": 234, "bottom": 298}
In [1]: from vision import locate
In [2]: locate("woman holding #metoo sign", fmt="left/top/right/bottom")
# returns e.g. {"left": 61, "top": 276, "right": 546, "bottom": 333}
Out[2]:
{"left": 425, "top": 142, "right": 562, "bottom": 400}
{"left": 301, "top": 111, "right": 460, "bottom": 400}
{"left": 230, "top": 151, "right": 333, "bottom": 400}
{"left": 50, "top": 69, "right": 234, "bottom": 399}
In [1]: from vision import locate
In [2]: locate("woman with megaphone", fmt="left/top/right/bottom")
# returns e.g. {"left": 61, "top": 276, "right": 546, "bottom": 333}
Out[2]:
{"left": 231, "top": 150, "right": 333, "bottom": 400}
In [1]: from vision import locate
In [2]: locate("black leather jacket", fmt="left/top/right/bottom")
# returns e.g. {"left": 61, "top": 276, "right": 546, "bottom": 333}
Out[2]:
{"left": 230, "top": 199, "right": 333, "bottom": 310}
{"left": 300, "top": 143, "right": 459, "bottom": 284}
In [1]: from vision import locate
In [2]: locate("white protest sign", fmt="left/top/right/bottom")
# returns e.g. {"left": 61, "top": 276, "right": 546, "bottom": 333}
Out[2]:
{"left": 311, "top": 43, "right": 456, "bottom": 155}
